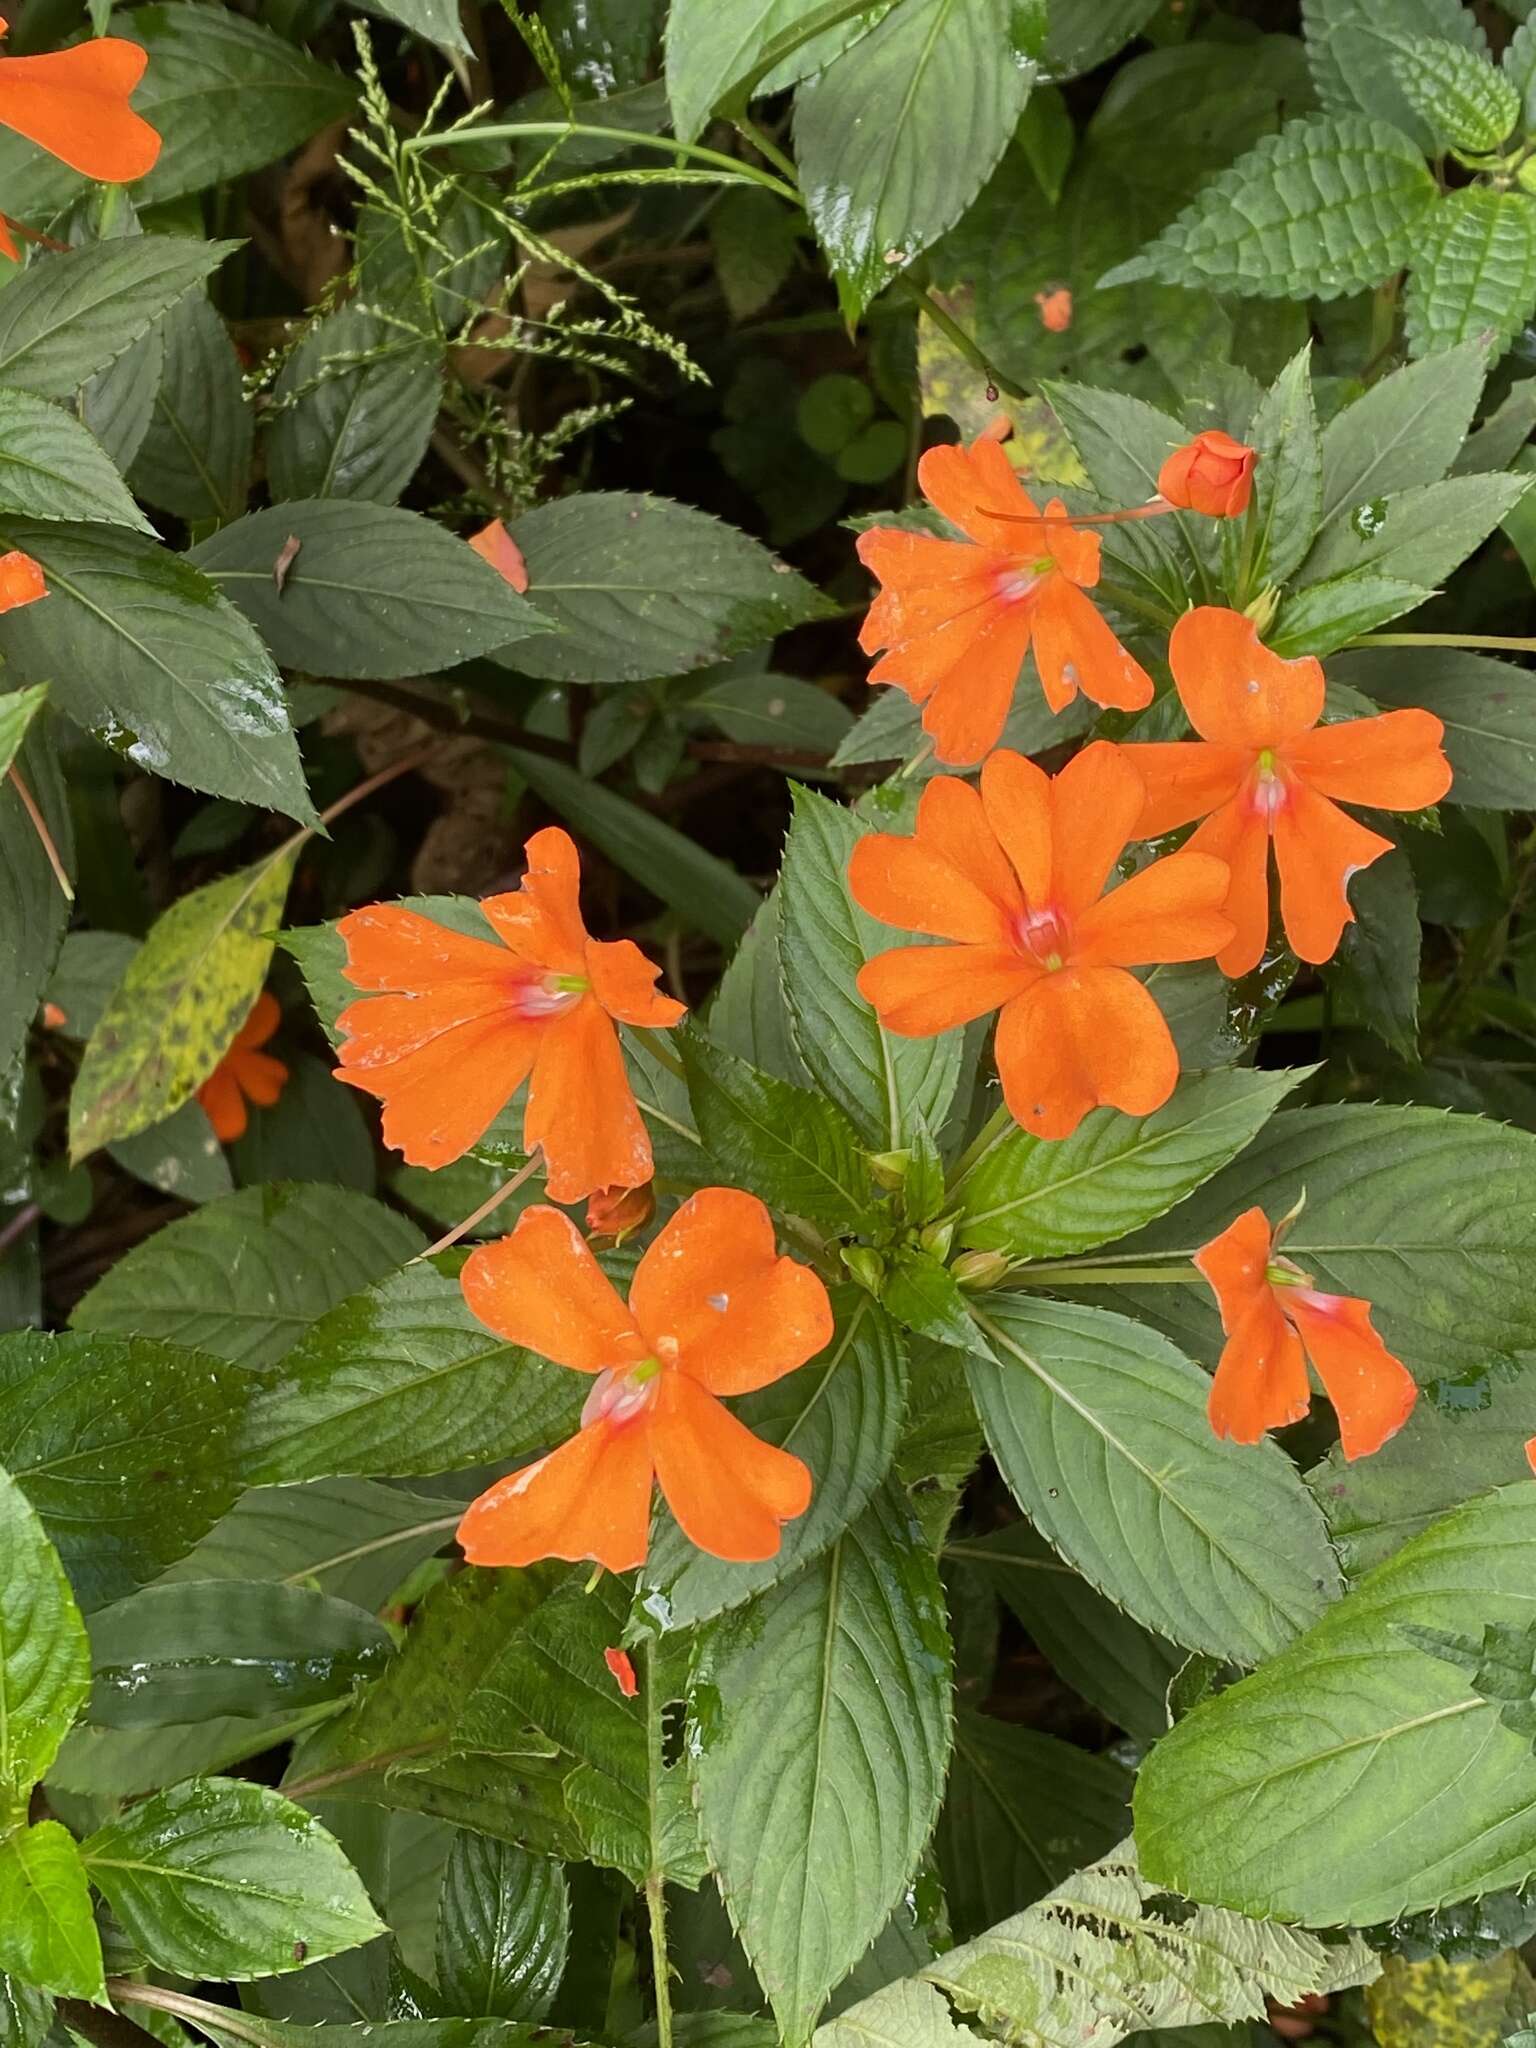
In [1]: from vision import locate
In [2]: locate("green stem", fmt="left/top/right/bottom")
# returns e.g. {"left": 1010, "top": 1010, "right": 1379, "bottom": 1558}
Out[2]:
{"left": 636, "top": 1026, "right": 687, "bottom": 1082}
{"left": 733, "top": 114, "right": 799, "bottom": 189}
{"left": 403, "top": 121, "right": 802, "bottom": 206}
{"left": 900, "top": 279, "right": 1024, "bottom": 399}
{"left": 1351, "top": 632, "right": 1536, "bottom": 653}
{"left": 945, "top": 1102, "right": 1014, "bottom": 1194}
{"left": 644, "top": 1645, "right": 674, "bottom": 2048}
{"left": 1003, "top": 1262, "right": 1203, "bottom": 1288}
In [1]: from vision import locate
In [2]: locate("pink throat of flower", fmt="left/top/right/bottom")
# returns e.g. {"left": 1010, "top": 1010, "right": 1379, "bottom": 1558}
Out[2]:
{"left": 1248, "top": 749, "right": 1289, "bottom": 823}
{"left": 993, "top": 563, "right": 1046, "bottom": 607}
{"left": 1013, "top": 904, "right": 1072, "bottom": 971}
{"left": 509, "top": 971, "right": 587, "bottom": 1020}
{"left": 581, "top": 1360, "right": 661, "bottom": 1430}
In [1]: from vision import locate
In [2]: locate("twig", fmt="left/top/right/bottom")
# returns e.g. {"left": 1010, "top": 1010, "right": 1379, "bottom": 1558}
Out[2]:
{"left": 8, "top": 763, "right": 73, "bottom": 900}
{"left": 409, "top": 1153, "right": 542, "bottom": 1261}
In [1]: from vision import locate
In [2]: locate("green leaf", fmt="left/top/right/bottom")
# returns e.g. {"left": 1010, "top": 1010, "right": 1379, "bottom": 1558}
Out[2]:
{"left": 778, "top": 784, "right": 961, "bottom": 1148}
{"left": 190, "top": 503, "right": 541, "bottom": 680}
{"left": 937, "top": 1712, "right": 1130, "bottom": 1940}
{"left": 0, "top": 391, "right": 150, "bottom": 531}
{"left": 954, "top": 1069, "right": 1303, "bottom": 1260}
{"left": 1305, "top": 0, "right": 1489, "bottom": 153}
{"left": 1391, "top": 36, "right": 1520, "bottom": 153}
{"left": 1299, "top": 472, "right": 1531, "bottom": 589}
{"left": 1270, "top": 572, "right": 1434, "bottom": 658}
{"left": 709, "top": 187, "right": 802, "bottom": 324}
{"left": 709, "top": 893, "right": 811, "bottom": 1087}
{"left": 129, "top": 2003, "right": 559, "bottom": 2048}
{"left": 0, "top": 1329, "right": 247, "bottom": 1612}
{"left": 1105, "top": 114, "right": 1437, "bottom": 300}
{"left": 1405, "top": 188, "right": 1536, "bottom": 357}
{"left": 0, "top": 237, "right": 237, "bottom": 398}
{"left": 1314, "top": 339, "right": 1489, "bottom": 534}
{"left": 86, "top": 1581, "right": 394, "bottom": 1728}
{"left": 967, "top": 1296, "right": 1342, "bottom": 1663}
{"left": 0, "top": 521, "right": 312, "bottom": 821}
{"left": 0, "top": 717, "right": 70, "bottom": 1110}
{"left": 1324, "top": 847, "right": 1420, "bottom": 1058}
{"left": 0, "top": 1823, "right": 102, "bottom": 2001}
{"left": 1134, "top": 1486, "right": 1536, "bottom": 1924}
{"left": 68, "top": 847, "right": 297, "bottom": 1159}
{"left": 227, "top": 1051, "right": 376, "bottom": 1194}
{"left": 664, "top": 0, "right": 892, "bottom": 140}
{"left": 109, "top": 1096, "right": 234, "bottom": 1206}
{"left": 83, "top": 1775, "right": 383, "bottom": 1979}
{"left": 73, "top": 1183, "right": 423, "bottom": 1371}
{"left": 1042, "top": 0, "right": 1161, "bottom": 77}
{"left": 267, "top": 307, "right": 442, "bottom": 507}
{"left": 691, "top": 1484, "right": 952, "bottom": 2047}
{"left": 114, "top": 4, "right": 356, "bottom": 205}
{"left": 1507, "top": 18, "right": 1536, "bottom": 131}
{"left": 435, "top": 1832, "right": 568, "bottom": 2020}
{"left": 501, "top": 492, "right": 832, "bottom": 683}
{"left": 0, "top": 683, "right": 48, "bottom": 781}
{"left": 641, "top": 1290, "right": 908, "bottom": 1630}
{"left": 237, "top": 1254, "right": 584, "bottom": 1483}
{"left": 0, "top": 1971, "right": 52, "bottom": 2048}
{"left": 814, "top": 1979, "right": 976, "bottom": 2048}
{"left": 682, "top": 1028, "right": 877, "bottom": 1229}
{"left": 882, "top": 1251, "right": 986, "bottom": 1357}
{"left": 0, "top": 1468, "right": 89, "bottom": 1811}
{"left": 504, "top": 746, "right": 759, "bottom": 946}
{"left": 129, "top": 291, "right": 251, "bottom": 525}
{"left": 686, "top": 669, "right": 854, "bottom": 754}
{"left": 1248, "top": 345, "right": 1323, "bottom": 589}
{"left": 793, "top": 0, "right": 1030, "bottom": 319}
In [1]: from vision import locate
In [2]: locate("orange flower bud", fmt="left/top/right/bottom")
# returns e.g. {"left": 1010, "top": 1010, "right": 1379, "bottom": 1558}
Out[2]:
{"left": 604, "top": 1647, "right": 638, "bottom": 1697}
{"left": 586, "top": 1181, "right": 656, "bottom": 1245}
{"left": 40, "top": 1001, "right": 67, "bottom": 1030}
{"left": 1034, "top": 286, "right": 1072, "bottom": 333}
{"left": 1156, "top": 430, "right": 1256, "bottom": 518}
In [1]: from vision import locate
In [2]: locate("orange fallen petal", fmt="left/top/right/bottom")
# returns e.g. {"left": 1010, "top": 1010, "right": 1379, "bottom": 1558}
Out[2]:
{"left": 604, "top": 1646, "right": 638, "bottom": 1697}
{"left": 0, "top": 550, "right": 45, "bottom": 613}
{"left": 468, "top": 518, "right": 530, "bottom": 593}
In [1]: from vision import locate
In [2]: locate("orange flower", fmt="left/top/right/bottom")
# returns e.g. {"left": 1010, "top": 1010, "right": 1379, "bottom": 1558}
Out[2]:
{"left": 0, "top": 551, "right": 45, "bottom": 612}
{"left": 0, "top": 39, "right": 160, "bottom": 260}
{"left": 1034, "top": 286, "right": 1073, "bottom": 333}
{"left": 197, "top": 991, "right": 288, "bottom": 1142}
{"left": 468, "top": 518, "right": 530, "bottom": 593}
{"left": 1157, "top": 430, "right": 1256, "bottom": 518}
{"left": 848, "top": 743, "right": 1232, "bottom": 1140}
{"left": 1196, "top": 1206, "right": 1416, "bottom": 1460}
{"left": 604, "top": 1647, "right": 638, "bottom": 1697}
{"left": 855, "top": 438, "right": 1153, "bottom": 765}
{"left": 455, "top": 1188, "right": 832, "bottom": 1570}
{"left": 335, "top": 827, "right": 685, "bottom": 1204}
{"left": 587, "top": 1181, "right": 655, "bottom": 1245}
{"left": 1128, "top": 607, "right": 1450, "bottom": 976}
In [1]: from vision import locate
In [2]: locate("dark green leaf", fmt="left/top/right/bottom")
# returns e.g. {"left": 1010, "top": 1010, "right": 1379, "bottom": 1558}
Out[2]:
{"left": 1314, "top": 339, "right": 1489, "bottom": 534}
{"left": 1270, "top": 572, "right": 1434, "bottom": 657}
{"left": 227, "top": 1051, "right": 377, "bottom": 1194}
{"left": 436, "top": 1832, "right": 568, "bottom": 2020}
{"left": 129, "top": 291, "right": 251, "bottom": 525}
{"left": 267, "top": 307, "right": 442, "bottom": 507}
{"left": 0, "top": 238, "right": 236, "bottom": 399}
{"left": 0, "top": 391, "right": 150, "bottom": 530}
{"left": 108, "top": 1097, "right": 234, "bottom": 1205}
{"left": 0, "top": 716, "right": 71, "bottom": 1109}
{"left": 664, "top": 0, "right": 894, "bottom": 141}
{"left": 1324, "top": 848, "right": 1420, "bottom": 1058}
{"left": 1248, "top": 345, "right": 1323, "bottom": 589}
{"left": 1406, "top": 188, "right": 1536, "bottom": 358}
{"left": 1305, "top": 0, "right": 1489, "bottom": 153}
{"left": 1391, "top": 35, "right": 1519, "bottom": 154}
{"left": 1300, "top": 473, "right": 1531, "bottom": 590}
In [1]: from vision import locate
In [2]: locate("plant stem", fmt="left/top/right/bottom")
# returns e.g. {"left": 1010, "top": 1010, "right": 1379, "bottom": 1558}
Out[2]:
{"left": 1002, "top": 1261, "right": 1202, "bottom": 1288}
{"left": 8, "top": 764, "right": 73, "bottom": 901}
{"left": 636, "top": 1026, "right": 687, "bottom": 1081}
{"left": 1351, "top": 632, "right": 1536, "bottom": 653}
{"left": 644, "top": 1639, "right": 674, "bottom": 2048}
{"left": 945, "top": 1102, "right": 1014, "bottom": 1193}
{"left": 403, "top": 121, "right": 802, "bottom": 206}
{"left": 410, "top": 1153, "right": 541, "bottom": 1262}
{"left": 733, "top": 114, "right": 798, "bottom": 188}
{"left": 900, "top": 278, "right": 1024, "bottom": 400}
{"left": 0, "top": 1201, "right": 40, "bottom": 1262}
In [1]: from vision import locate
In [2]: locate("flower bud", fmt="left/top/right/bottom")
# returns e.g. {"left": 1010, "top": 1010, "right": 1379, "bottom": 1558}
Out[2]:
{"left": 586, "top": 1181, "right": 655, "bottom": 1245}
{"left": 867, "top": 1148, "right": 910, "bottom": 1192}
{"left": 840, "top": 1245, "right": 886, "bottom": 1297}
{"left": 950, "top": 1248, "right": 1010, "bottom": 1292}
{"left": 1156, "top": 430, "right": 1256, "bottom": 518}
{"left": 918, "top": 1219, "right": 954, "bottom": 1262}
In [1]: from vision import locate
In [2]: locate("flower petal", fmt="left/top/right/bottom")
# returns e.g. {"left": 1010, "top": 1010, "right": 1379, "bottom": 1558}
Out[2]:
{"left": 1191, "top": 1207, "right": 1275, "bottom": 1334}
{"left": 525, "top": 996, "right": 652, "bottom": 1204}
{"left": 916, "top": 437, "right": 1040, "bottom": 548}
{"left": 1074, "top": 849, "right": 1233, "bottom": 967}
{"left": 456, "top": 1420, "right": 654, "bottom": 1572}
{"left": 338, "top": 902, "right": 512, "bottom": 993}
{"left": 1186, "top": 798, "right": 1274, "bottom": 979}
{"left": 0, "top": 40, "right": 161, "bottom": 182}
{"left": 1030, "top": 576, "right": 1153, "bottom": 715}
{"left": 231, "top": 989, "right": 281, "bottom": 1053}
{"left": 857, "top": 530, "right": 998, "bottom": 648}
{"left": 979, "top": 748, "right": 1053, "bottom": 905}
{"left": 459, "top": 1204, "right": 645, "bottom": 1370}
{"left": 1284, "top": 708, "right": 1451, "bottom": 810}
{"left": 1047, "top": 741, "right": 1146, "bottom": 917}
{"left": 651, "top": 1372, "right": 812, "bottom": 1562}
{"left": 585, "top": 937, "right": 686, "bottom": 1028}
{"left": 912, "top": 775, "right": 1023, "bottom": 917}
{"left": 1286, "top": 1290, "right": 1418, "bottom": 1461}
{"left": 1125, "top": 741, "right": 1251, "bottom": 838}
{"left": 197, "top": 1067, "right": 247, "bottom": 1144}
{"left": 337, "top": 1010, "right": 538, "bottom": 1168}
{"left": 630, "top": 1187, "right": 833, "bottom": 1396}
{"left": 481, "top": 827, "right": 589, "bottom": 976}
{"left": 1271, "top": 779, "right": 1393, "bottom": 965}
{"left": 848, "top": 807, "right": 1015, "bottom": 944}
{"left": 995, "top": 967, "right": 1179, "bottom": 1140}
{"left": 1170, "top": 607, "right": 1323, "bottom": 747}
{"left": 914, "top": 604, "right": 1035, "bottom": 765}
{"left": 1207, "top": 1292, "right": 1311, "bottom": 1446}
{"left": 468, "top": 519, "right": 529, "bottom": 593}
{"left": 857, "top": 944, "right": 1033, "bottom": 1036}
{"left": 230, "top": 1048, "right": 287, "bottom": 1110}
{"left": 336, "top": 981, "right": 523, "bottom": 1070}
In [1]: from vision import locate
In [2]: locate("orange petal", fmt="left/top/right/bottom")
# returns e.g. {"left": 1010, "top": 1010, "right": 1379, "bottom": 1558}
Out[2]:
{"left": 1037, "top": 498, "right": 1100, "bottom": 586}
{"left": 460, "top": 1204, "right": 645, "bottom": 1369}
{"left": 197, "top": 1067, "right": 247, "bottom": 1144}
{"left": 857, "top": 944, "right": 1033, "bottom": 1036}
{"left": 525, "top": 996, "right": 652, "bottom": 1205}
{"left": 1283, "top": 708, "right": 1451, "bottom": 811}
{"left": 481, "top": 827, "right": 589, "bottom": 977}
{"left": 1047, "top": 742, "right": 1146, "bottom": 918}
{"left": 231, "top": 989, "right": 281, "bottom": 1053}
{"left": 337, "top": 980, "right": 521, "bottom": 1071}
{"left": 630, "top": 1187, "right": 833, "bottom": 1396}
{"left": 1191, "top": 1206, "right": 1275, "bottom": 1334}
{"left": 857, "top": 530, "right": 997, "bottom": 657}
{"left": 917, "top": 438, "right": 1039, "bottom": 548}
{"left": 1186, "top": 798, "right": 1274, "bottom": 979}
{"left": 585, "top": 936, "right": 686, "bottom": 1028}
{"left": 848, "top": 818, "right": 1014, "bottom": 945}
{"left": 1526, "top": 1436, "right": 1536, "bottom": 1478}
{"left": 1271, "top": 779, "right": 1393, "bottom": 965}
{"left": 456, "top": 1419, "right": 654, "bottom": 1572}
{"left": 1285, "top": 1290, "right": 1418, "bottom": 1461}
{"left": 994, "top": 967, "right": 1179, "bottom": 1140}
{"left": 916, "top": 603, "right": 1035, "bottom": 765}
{"left": 0, "top": 549, "right": 45, "bottom": 611}
{"left": 338, "top": 901, "right": 512, "bottom": 994}
{"left": 1169, "top": 607, "right": 1323, "bottom": 748}
{"left": 0, "top": 40, "right": 161, "bottom": 183}
{"left": 1125, "top": 740, "right": 1252, "bottom": 838}
{"left": 650, "top": 1372, "right": 812, "bottom": 1562}
{"left": 229, "top": 1048, "right": 287, "bottom": 1110}
{"left": 337, "top": 1010, "right": 538, "bottom": 1167}
{"left": 468, "top": 519, "right": 529, "bottom": 593}
{"left": 1074, "top": 849, "right": 1233, "bottom": 968}
{"left": 979, "top": 749, "right": 1053, "bottom": 906}
{"left": 1207, "top": 1291, "right": 1311, "bottom": 1445}
{"left": 915, "top": 775, "right": 1023, "bottom": 916}
{"left": 0, "top": 217, "right": 17, "bottom": 264}
{"left": 1030, "top": 576, "right": 1152, "bottom": 715}
{"left": 604, "top": 1647, "right": 638, "bottom": 1697}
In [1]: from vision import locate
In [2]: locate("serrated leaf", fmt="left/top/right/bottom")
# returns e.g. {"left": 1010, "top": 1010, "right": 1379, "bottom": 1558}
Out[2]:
{"left": 1391, "top": 35, "right": 1520, "bottom": 154}
{"left": 709, "top": 187, "right": 802, "bottom": 324}
{"left": 967, "top": 1296, "right": 1342, "bottom": 1663}
{"left": 0, "top": 1468, "right": 89, "bottom": 1812}
{"left": 1508, "top": 19, "right": 1536, "bottom": 131}
{"left": 0, "top": 391, "right": 150, "bottom": 531}
{"left": 0, "top": 1823, "right": 102, "bottom": 2001}
{"left": 691, "top": 1484, "right": 952, "bottom": 2046}
{"left": 500, "top": 492, "right": 831, "bottom": 683}
{"left": 1135, "top": 1486, "right": 1536, "bottom": 1924}
{"left": 83, "top": 1775, "right": 383, "bottom": 1979}
{"left": 0, "top": 1969, "right": 52, "bottom": 2048}
{"left": 129, "top": 290, "right": 251, "bottom": 524}
{"left": 1300, "top": 472, "right": 1531, "bottom": 589}
{"left": 1406, "top": 188, "right": 1536, "bottom": 357}
{"left": 190, "top": 503, "right": 541, "bottom": 679}
{"left": 1367, "top": 1951, "right": 1536, "bottom": 2048}
{"left": 664, "top": 0, "right": 895, "bottom": 142}
{"left": 641, "top": 1290, "right": 907, "bottom": 1630}
{"left": 73, "top": 1184, "right": 423, "bottom": 1370}
{"left": 1304, "top": 0, "right": 1488, "bottom": 153}
{"left": 954, "top": 1069, "right": 1303, "bottom": 1260}
{"left": 0, "top": 520, "right": 312, "bottom": 821}
{"left": 709, "top": 893, "right": 811, "bottom": 1087}
{"left": 1106, "top": 114, "right": 1437, "bottom": 300}
{"left": 435, "top": 1832, "right": 568, "bottom": 2020}
{"left": 1315, "top": 338, "right": 1489, "bottom": 532}
{"left": 1270, "top": 571, "right": 1434, "bottom": 657}
{"left": 267, "top": 307, "right": 442, "bottom": 507}
{"left": 0, "top": 237, "right": 236, "bottom": 398}
{"left": 793, "top": 0, "right": 1030, "bottom": 319}
{"left": 1249, "top": 345, "right": 1323, "bottom": 588}
{"left": 778, "top": 785, "right": 961, "bottom": 1148}
{"left": 814, "top": 1979, "right": 976, "bottom": 2048}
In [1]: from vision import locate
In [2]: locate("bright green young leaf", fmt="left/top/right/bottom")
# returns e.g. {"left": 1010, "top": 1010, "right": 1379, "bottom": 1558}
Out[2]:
{"left": 1332, "top": 650, "right": 1536, "bottom": 808}
{"left": 967, "top": 1296, "right": 1342, "bottom": 1663}
{"left": 691, "top": 1484, "right": 952, "bottom": 2047}
{"left": 1405, "top": 188, "right": 1536, "bottom": 358}
{"left": 0, "top": 392, "right": 151, "bottom": 531}
{"left": 501, "top": 492, "right": 832, "bottom": 683}
{"left": 72, "top": 1183, "right": 423, "bottom": 1369}
{"left": 882, "top": 1251, "right": 988, "bottom": 1358}
{"left": 435, "top": 1832, "right": 569, "bottom": 2021}
{"left": 0, "top": 1468, "right": 90, "bottom": 1812}
{"left": 1135, "top": 1486, "right": 1536, "bottom": 1924}
{"left": 190, "top": 503, "right": 542, "bottom": 679}
{"left": 129, "top": 290, "right": 251, "bottom": 525}
{"left": 0, "top": 237, "right": 237, "bottom": 398}
{"left": 1390, "top": 35, "right": 1520, "bottom": 154}
{"left": 1313, "top": 338, "right": 1489, "bottom": 534}
{"left": 1304, "top": 0, "right": 1488, "bottom": 151}
{"left": 83, "top": 1775, "right": 384, "bottom": 1979}
{"left": 86, "top": 1581, "right": 394, "bottom": 1728}
{"left": 793, "top": 0, "right": 1031, "bottom": 320}
{"left": 267, "top": 306, "right": 442, "bottom": 507}
{"left": 0, "top": 1823, "right": 103, "bottom": 2001}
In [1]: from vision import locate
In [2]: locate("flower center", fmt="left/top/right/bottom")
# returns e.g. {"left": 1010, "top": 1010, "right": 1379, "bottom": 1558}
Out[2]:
{"left": 509, "top": 971, "right": 587, "bottom": 1020}
{"left": 994, "top": 564, "right": 1046, "bottom": 606}
{"left": 1249, "top": 749, "right": 1289, "bottom": 822}
{"left": 1013, "top": 904, "right": 1071, "bottom": 971}
{"left": 581, "top": 1357, "right": 662, "bottom": 1430}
